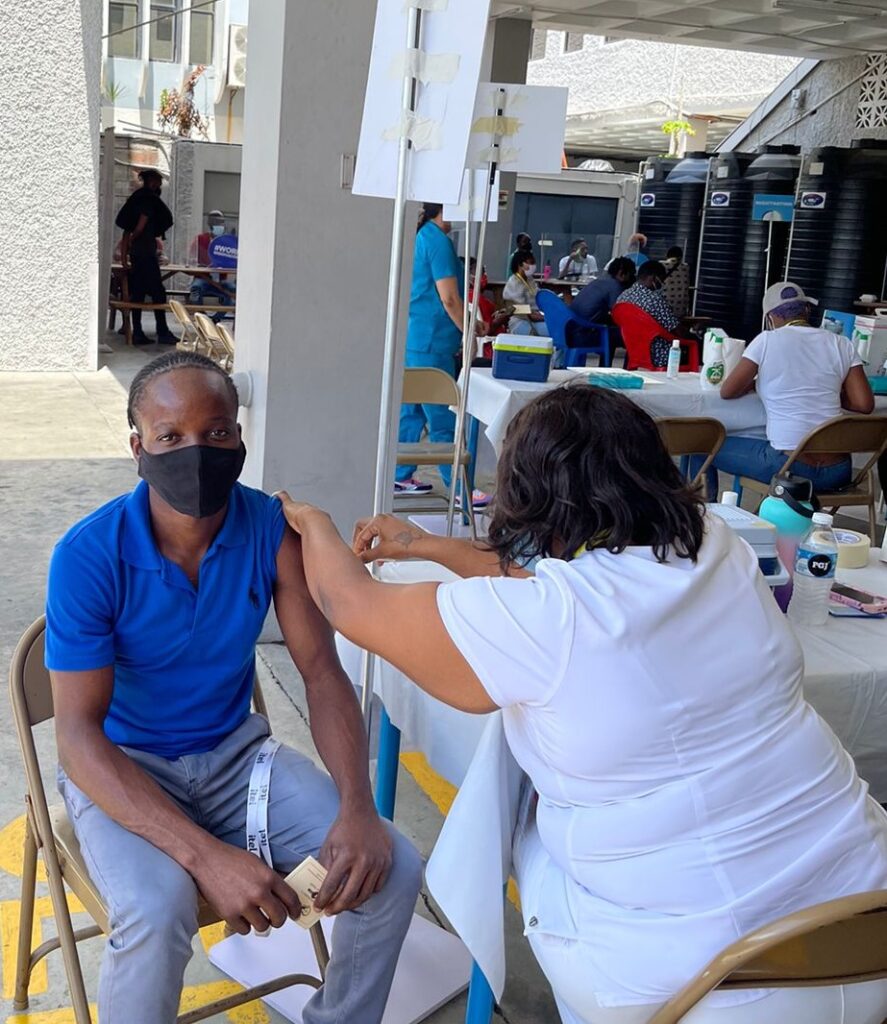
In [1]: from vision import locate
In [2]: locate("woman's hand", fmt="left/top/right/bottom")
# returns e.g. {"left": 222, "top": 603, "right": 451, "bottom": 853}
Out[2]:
{"left": 352, "top": 515, "right": 426, "bottom": 563}
{"left": 274, "top": 491, "right": 331, "bottom": 535}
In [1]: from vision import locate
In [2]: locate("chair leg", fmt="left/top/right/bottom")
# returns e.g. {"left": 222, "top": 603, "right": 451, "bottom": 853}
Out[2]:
{"left": 461, "top": 465, "right": 478, "bottom": 540}
{"left": 43, "top": 842, "right": 93, "bottom": 1024}
{"left": 868, "top": 498, "right": 877, "bottom": 544}
{"left": 13, "top": 814, "right": 39, "bottom": 1010}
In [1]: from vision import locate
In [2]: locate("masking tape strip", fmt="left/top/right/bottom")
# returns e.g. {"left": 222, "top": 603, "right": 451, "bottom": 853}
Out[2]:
{"left": 382, "top": 112, "right": 442, "bottom": 151}
{"left": 389, "top": 48, "right": 460, "bottom": 84}
{"left": 835, "top": 529, "right": 871, "bottom": 569}
{"left": 476, "top": 145, "right": 520, "bottom": 165}
{"left": 471, "top": 115, "right": 522, "bottom": 137}
{"left": 406, "top": 0, "right": 448, "bottom": 9}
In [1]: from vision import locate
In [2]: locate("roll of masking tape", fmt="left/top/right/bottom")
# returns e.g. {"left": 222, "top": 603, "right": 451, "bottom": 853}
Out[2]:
{"left": 835, "top": 529, "right": 871, "bottom": 569}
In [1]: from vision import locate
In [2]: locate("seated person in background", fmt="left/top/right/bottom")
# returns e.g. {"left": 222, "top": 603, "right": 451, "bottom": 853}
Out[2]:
{"left": 507, "top": 232, "right": 535, "bottom": 278}
{"left": 661, "top": 245, "right": 691, "bottom": 317}
{"left": 572, "top": 257, "right": 636, "bottom": 323}
{"left": 188, "top": 209, "right": 226, "bottom": 267}
{"left": 277, "top": 385, "right": 887, "bottom": 1024}
{"left": 468, "top": 258, "right": 509, "bottom": 360}
{"left": 623, "top": 231, "right": 649, "bottom": 268}
{"left": 558, "top": 238, "right": 598, "bottom": 279}
{"left": 503, "top": 249, "right": 550, "bottom": 338}
{"left": 614, "top": 260, "right": 690, "bottom": 367}
{"left": 694, "top": 281, "right": 874, "bottom": 500}
{"left": 46, "top": 351, "right": 421, "bottom": 1024}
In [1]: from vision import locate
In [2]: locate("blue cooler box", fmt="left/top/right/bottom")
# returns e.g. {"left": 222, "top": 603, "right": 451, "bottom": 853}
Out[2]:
{"left": 492, "top": 335, "right": 553, "bottom": 382}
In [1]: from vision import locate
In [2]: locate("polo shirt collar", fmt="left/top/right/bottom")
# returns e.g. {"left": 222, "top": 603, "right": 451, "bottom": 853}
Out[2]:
{"left": 121, "top": 480, "right": 249, "bottom": 570}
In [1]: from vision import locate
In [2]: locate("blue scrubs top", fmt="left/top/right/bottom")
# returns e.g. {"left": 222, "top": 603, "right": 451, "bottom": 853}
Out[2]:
{"left": 406, "top": 221, "right": 463, "bottom": 356}
{"left": 45, "top": 481, "right": 286, "bottom": 758}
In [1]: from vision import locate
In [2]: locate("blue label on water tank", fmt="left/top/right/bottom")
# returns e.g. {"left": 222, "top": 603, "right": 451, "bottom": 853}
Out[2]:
{"left": 710, "top": 191, "right": 730, "bottom": 207}
{"left": 641, "top": 193, "right": 655, "bottom": 207}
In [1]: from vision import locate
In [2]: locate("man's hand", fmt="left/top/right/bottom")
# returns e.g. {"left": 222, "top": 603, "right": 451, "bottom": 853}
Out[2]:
{"left": 352, "top": 514, "right": 425, "bottom": 564}
{"left": 192, "top": 842, "right": 303, "bottom": 935}
{"left": 274, "top": 492, "right": 330, "bottom": 536}
{"left": 529, "top": 311, "right": 545, "bottom": 323}
{"left": 315, "top": 809, "right": 394, "bottom": 915}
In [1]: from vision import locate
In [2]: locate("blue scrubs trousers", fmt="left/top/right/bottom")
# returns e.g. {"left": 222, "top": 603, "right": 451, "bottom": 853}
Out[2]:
{"left": 397, "top": 349, "right": 457, "bottom": 486}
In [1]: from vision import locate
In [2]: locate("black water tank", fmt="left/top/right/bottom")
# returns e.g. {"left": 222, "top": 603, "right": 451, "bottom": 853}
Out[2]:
{"left": 637, "top": 157, "right": 679, "bottom": 260}
{"left": 695, "top": 152, "right": 756, "bottom": 336}
{"left": 787, "top": 141, "right": 887, "bottom": 315}
{"left": 736, "top": 146, "right": 800, "bottom": 340}
{"left": 637, "top": 154, "right": 707, "bottom": 272}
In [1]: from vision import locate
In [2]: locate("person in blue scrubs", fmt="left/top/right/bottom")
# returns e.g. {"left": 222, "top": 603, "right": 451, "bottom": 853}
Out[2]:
{"left": 45, "top": 351, "right": 421, "bottom": 1024}
{"left": 396, "top": 203, "right": 486, "bottom": 495}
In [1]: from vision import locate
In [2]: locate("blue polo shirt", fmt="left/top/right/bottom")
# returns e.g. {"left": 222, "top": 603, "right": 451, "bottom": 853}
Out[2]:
{"left": 45, "top": 481, "right": 286, "bottom": 758}
{"left": 406, "top": 221, "right": 463, "bottom": 355}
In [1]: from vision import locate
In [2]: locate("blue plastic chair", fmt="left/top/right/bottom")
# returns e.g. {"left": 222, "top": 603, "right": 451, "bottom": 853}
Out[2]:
{"left": 536, "top": 289, "right": 611, "bottom": 368}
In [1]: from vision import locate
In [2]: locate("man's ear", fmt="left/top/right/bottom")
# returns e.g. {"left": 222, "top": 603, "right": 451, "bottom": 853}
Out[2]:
{"left": 130, "top": 431, "right": 142, "bottom": 460}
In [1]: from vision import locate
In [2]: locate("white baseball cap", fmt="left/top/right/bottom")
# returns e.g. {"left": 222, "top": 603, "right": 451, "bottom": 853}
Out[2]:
{"left": 762, "top": 281, "right": 818, "bottom": 317}
{"left": 208, "top": 209, "right": 224, "bottom": 218}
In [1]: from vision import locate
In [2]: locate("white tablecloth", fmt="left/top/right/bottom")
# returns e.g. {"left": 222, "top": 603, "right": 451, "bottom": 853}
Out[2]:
{"left": 337, "top": 554, "right": 887, "bottom": 799}
{"left": 464, "top": 368, "right": 887, "bottom": 454}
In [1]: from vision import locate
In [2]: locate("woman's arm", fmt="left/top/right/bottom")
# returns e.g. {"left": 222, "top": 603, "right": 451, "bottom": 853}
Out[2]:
{"left": 274, "top": 495, "right": 497, "bottom": 714}
{"left": 720, "top": 357, "right": 758, "bottom": 400}
{"left": 351, "top": 514, "right": 531, "bottom": 578}
{"left": 841, "top": 364, "right": 875, "bottom": 414}
{"left": 435, "top": 276, "right": 466, "bottom": 332}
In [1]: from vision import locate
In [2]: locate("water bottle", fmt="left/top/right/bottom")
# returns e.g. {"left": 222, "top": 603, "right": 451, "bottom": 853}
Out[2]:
{"left": 666, "top": 339, "right": 681, "bottom": 379}
{"left": 787, "top": 513, "right": 838, "bottom": 627}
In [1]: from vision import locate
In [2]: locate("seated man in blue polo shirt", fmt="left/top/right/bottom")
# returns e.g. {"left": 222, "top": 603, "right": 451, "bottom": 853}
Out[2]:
{"left": 45, "top": 351, "right": 422, "bottom": 1024}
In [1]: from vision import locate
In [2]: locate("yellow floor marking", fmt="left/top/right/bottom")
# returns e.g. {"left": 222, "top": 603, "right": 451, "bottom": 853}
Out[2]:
{"left": 0, "top": 816, "right": 47, "bottom": 882}
{"left": 2, "top": 893, "right": 90, "bottom": 1000}
{"left": 4, "top": 1008, "right": 87, "bottom": 1023}
{"left": 179, "top": 980, "right": 271, "bottom": 1023}
{"left": 398, "top": 752, "right": 521, "bottom": 912}
{"left": 199, "top": 920, "right": 228, "bottom": 954}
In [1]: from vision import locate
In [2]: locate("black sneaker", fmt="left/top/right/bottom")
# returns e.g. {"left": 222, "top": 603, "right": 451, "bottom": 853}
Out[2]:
{"left": 156, "top": 331, "right": 178, "bottom": 345}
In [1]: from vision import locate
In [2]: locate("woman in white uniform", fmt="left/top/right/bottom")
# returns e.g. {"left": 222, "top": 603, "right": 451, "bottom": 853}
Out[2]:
{"left": 275, "top": 386, "right": 887, "bottom": 1024}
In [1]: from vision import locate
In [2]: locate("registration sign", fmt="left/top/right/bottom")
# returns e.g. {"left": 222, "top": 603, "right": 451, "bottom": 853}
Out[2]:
{"left": 752, "top": 194, "right": 795, "bottom": 222}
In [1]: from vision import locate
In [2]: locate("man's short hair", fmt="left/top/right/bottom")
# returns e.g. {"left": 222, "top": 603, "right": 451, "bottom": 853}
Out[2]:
{"left": 128, "top": 351, "right": 239, "bottom": 430}
{"left": 138, "top": 168, "right": 163, "bottom": 185}
{"left": 639, "top": 260, "right": 666, "bottom": 284}
{"left": 569, "top": 238, "right": 586, "bottom": 250}
{"left": 608, "top": 257, "right": 636, "bottom": 280}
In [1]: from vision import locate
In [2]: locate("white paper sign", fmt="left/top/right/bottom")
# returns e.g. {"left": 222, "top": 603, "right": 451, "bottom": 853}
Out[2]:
{"left": 443, "top": 169, "right": 501, "bottom": 222}
{"left": 352, "top": 0, "right": 492, "bottom": 203}
{"left": 465, "top": 83, "right": 568, "bottom": 174}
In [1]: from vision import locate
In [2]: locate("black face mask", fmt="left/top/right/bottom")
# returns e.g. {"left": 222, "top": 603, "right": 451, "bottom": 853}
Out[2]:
{"left": 137, "top": 442, "right": 246, "bottom": 518}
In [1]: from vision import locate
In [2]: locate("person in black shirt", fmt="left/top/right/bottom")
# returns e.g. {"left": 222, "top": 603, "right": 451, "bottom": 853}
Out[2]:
{"left": 116, "top": 169, "right": 177, "bottom": 345}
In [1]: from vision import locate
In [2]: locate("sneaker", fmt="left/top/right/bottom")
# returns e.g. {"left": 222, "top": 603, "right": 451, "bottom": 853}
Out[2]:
{"left": 394, "top": 478, "right": 434, "bottom": 495}
{"left": 456, "top": 489, "right": 492, "bottom": 509}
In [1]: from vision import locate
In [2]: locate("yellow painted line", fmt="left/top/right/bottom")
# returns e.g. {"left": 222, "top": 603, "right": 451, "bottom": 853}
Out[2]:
{"left": 1, "top": 895, "right": 48, "bottom": 999}
{"left": 4, "top": 1009, "right": 85, "bottom": 1023}
{"left": 0, "top": 815, "right": 47, "bottom": 882}
{"left": 398, "top": 752, "right": 521, "bottom": 912}
{"left": 179, "top": 980, "right": 271, "bottom": 1023}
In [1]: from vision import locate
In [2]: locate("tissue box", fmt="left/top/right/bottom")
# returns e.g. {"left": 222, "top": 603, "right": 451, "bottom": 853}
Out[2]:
{"left": 492, "top": 336, "right": 553, "bottom": 383}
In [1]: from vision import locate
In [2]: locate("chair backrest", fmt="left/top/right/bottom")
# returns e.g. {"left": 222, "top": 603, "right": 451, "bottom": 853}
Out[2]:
{"left": 788, "top": 414, "right": 887, "bottom": 481}
{"left": 648, "top": 891, "right": 887, "bottom": 1024}
{"left": 401, "top": 367, "right": 459, "bottom": 407}
{"left": 657, "top": 417, "right": 726, "bottom": 485}
{"left": 193, "top": 313, "right": 229, "bottom": 365}
{"left": 611, "top": 302, "right": 677, "bottom": 371}
{"left": 535, "top": 289, "right": 572, "bottom": 347}
{"left": 169, "top": 299, "right": 195, "bottom": 332}
{"left": 216, "top": 323, "right": 236, "bottom": 360}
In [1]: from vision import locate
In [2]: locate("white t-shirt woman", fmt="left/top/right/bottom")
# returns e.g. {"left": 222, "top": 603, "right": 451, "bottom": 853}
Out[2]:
{"left": 279, "top": 383, "right": 887, "bottom": 1024}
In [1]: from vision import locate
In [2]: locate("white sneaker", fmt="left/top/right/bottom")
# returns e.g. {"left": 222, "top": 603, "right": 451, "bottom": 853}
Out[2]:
{"left": 394, "top": 478, "right": 434, "bottom": 495}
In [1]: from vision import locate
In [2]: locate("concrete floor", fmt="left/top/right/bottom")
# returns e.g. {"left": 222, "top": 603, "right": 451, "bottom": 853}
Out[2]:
{"left": 0, "top": 334, "right": 557, "bottom": 1023}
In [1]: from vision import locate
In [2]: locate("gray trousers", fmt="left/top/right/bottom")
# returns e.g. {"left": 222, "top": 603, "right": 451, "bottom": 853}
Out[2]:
{"left": 58, "top": 714, "right": 423, "bottom": 1024}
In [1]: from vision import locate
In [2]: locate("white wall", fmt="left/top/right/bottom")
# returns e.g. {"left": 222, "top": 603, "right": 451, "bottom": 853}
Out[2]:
{"left": 0, "top": 0, "right": 101, "bottom": 371}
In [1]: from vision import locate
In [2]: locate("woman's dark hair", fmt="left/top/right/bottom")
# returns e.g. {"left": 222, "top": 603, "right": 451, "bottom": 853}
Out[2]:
{"left": 510, "top": 249, "right": 535, "bottom": 274}
{"left": 486, "top": 385, "right": 706, "bottom": 569}
{"left": 127, "top": 351, "right": 239, "bottom": 430}
{"left": 607, "top": 256, "right": 636, "bottom": 282}
{"left": 666, "top": 245, "right": 683, "bottom": 261}
{"left": 417, "top": 203, "right": 443, "bottom": 232}
{"left": 516, "top": 232, "right": 532, "bottom": 250}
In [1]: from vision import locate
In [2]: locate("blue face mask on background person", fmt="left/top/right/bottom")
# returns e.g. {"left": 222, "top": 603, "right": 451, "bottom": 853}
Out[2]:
{"left": 211, "top": 224, "right": 225, "bottom": 236}
{"left": 138, "top": 442, "right": 246, "bottom": 517}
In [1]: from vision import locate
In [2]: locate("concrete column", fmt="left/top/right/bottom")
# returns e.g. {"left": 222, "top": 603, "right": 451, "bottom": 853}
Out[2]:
{"left": 0, "top": 0, "right": 101, "bottom": 371}
{"left": 482, "top": 19, "right": 532, "bottom": 271}
{"left": 236, "top": 0, "right": 413, "bottom": 534}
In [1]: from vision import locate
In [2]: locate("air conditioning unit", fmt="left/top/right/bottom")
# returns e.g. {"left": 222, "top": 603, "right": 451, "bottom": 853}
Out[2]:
{"left": 227, "top": 25, "right": 247, "bottom": 88}
{"left": 772, "top": 0, "right": 886, "bottom": 16}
